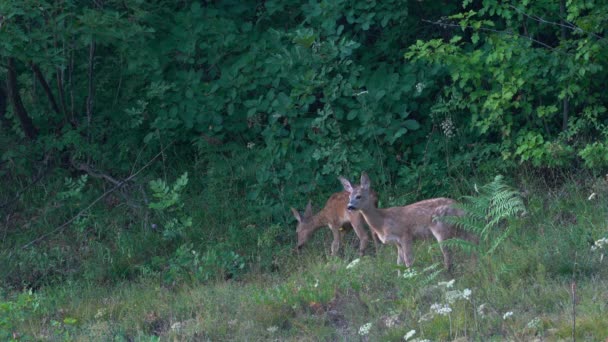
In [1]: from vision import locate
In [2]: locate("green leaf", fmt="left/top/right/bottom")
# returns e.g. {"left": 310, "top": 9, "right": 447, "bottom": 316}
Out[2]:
{"left": 403, "top": 119, "right": 420, "bottom": 130}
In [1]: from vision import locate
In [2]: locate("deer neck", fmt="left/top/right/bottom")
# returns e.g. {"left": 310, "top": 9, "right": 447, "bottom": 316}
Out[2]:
{"left": 359, "top": 206, "right": 385, "bottom": 235}
{"left": 360, "top": 206, "right": 397, "bottom": 244}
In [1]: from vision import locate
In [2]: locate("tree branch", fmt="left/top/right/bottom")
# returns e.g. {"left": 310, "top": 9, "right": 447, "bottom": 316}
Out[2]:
{"left": 72, "top": 161, "right": 122, "bottom": 186}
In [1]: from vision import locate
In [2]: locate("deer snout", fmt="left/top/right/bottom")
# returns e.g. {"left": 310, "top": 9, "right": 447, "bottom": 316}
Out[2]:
{"left": 347, "top": 204, "right": 357, "bottom": 211}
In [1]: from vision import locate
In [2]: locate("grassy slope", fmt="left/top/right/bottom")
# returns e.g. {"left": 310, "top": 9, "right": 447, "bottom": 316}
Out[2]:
{"left": 3, "top": 175, "right": 608, "bottom": 341}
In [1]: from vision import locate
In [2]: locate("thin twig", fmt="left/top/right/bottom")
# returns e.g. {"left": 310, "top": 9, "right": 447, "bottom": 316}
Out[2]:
{"left": 21, "top": 141, "right": 174, "bottom": 249}
{"left": 422, "top": 19, "right": 562, "bottom": 53}
{"left": 508, "top": 5, "right": 606, "bottom": 42}
{"left": 0, "top": 171, "right": 47, "bottom": 209}
{"left": 416, "top": 125, "right": 436, "bottom": 197}
{"left": 86, "top": 40, "right": 96, "bottom": 151}
{"left": 571, "top": 251, "right": 577, "bottom": 342}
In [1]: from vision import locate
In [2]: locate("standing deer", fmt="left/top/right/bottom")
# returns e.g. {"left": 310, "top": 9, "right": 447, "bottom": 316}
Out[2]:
{"left": 339, "top": 173, "right": 476, "bottom": 270}
{"left": 291, "top": 190, "right": 378, "bottom": 256}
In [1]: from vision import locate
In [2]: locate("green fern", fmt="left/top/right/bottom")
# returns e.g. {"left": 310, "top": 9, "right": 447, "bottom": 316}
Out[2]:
{"left": 148, "top": 172, "right": 191, "bottom": 240}
{"left": 447, "top": 175, "right": 526, "bottom": 255}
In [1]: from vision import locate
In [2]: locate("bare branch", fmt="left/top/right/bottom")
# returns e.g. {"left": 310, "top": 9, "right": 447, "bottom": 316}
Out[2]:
{"left": 508, "top": 4, "right": 606, "bottom": 42}
{"left": 21, "top": 140, "right": 175, "bottom": 249}
{"left": 72, "top": 161, "right": 122, "bottom": 186}
{"left": 86, "top": 40, "right": 96, "bottom": 146}
{"left": 421, "top": 19, "right": 563, "bottom": 53}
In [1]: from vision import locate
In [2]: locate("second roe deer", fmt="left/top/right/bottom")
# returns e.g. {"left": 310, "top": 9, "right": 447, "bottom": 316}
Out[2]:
{"left": 291, "top": 191, "right": 378, "bottom": 256}
{"left": 339, "top": 173, "right": 476, "bottom": 270}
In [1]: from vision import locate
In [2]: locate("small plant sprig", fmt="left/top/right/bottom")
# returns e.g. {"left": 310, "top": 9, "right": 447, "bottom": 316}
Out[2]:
{"left": 148, "top": 172, "right": 192, "bottom": 240}
{"left": 57, "top": 175, "right": 88, "bottom": 201}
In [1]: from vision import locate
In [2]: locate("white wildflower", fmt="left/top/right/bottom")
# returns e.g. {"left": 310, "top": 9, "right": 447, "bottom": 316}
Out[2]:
{"left": 384, "top": 313, "right": 399, "bottom": 328}
{"left": 445, "top": 289, "right": 471, "bottom": 304}
{"left": 267, "top": 326, "right": 278, "bottom": 333}
{"left": 445, "top": 290, "right": 461, "bottom": 304}
{"left": 415, "top": 82, "right": 425, "bottom": 94}
{"left": 440, "top": 117, "right": 455, "bottom": 138}
{"left": 477, "top": 303, "right": 489, "bottom": 317}
{"left": 402, "top": 268, "right": 418, "bottom": 279}
{"left": 171, "top": 322, "right": 183, "bottom": 331}
{"left": 358, "top": 322, "right": 372, "bottom": 336}
{"left": 430, "top": 303, "right": 452, "bottom": 316}
{"left": 588, "top": 192, "right": 596, "bottom": 200}
{"left": 346, "top": 258, "right": 361, "bottom": 269}
{"left": 591, "top": 237, "right": 608, "bottom": 251}
{"left": 94, "top": 308, "right": 106, "bottom": 320}
{"left": 403, "top": 329, "right": 416, "bottom": 341}
{"left": 437, "top": 279, "right": 455, "bottom": 288}
{"left": 503, "top": 311, "right": 514, "bottom": 320}
{"left": 314, "top": 279, "right": 319, "bottom": 288}
{"left": 418, "top": 312, "right": 434, "bottom": 322}
{"left": 247, "top": 142, "right": 255, "bottom": 149}
{"left": 527, "top": 317, "right": 541, "bottom": 329}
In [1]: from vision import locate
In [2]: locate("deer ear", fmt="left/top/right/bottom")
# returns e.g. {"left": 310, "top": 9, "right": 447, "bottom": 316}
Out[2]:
{"left": 304, "top": 200, "right": 313, "bottom": 217}
{"left": 291, "top": 207, "right": 302, "bottom": 222}
{"left": 360, "top": 172, "right": 370, "bottom": 190}
{"left": 339, "top": 176, "right": 353, "bottom": 193}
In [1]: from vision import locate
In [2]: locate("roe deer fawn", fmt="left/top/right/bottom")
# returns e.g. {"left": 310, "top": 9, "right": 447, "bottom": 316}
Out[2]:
{"left": 291, "top": 191, "right": 378, "bottom": 256}
{"left": 339, "top": 173, "right": 476, "bottom": 270}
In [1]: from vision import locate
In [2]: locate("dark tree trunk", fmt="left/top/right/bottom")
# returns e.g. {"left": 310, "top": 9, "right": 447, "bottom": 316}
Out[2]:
{"left": 7, "top": 58, "right": 37, "bottom": 140}
{"left": 31, "top": 62, "right": 62, "bottom": 116}
{"left": 0, "top": 84, "right": 10, "bottom": 131}
{"left": 560, "top": 0, "right": 569, "bottom": 131}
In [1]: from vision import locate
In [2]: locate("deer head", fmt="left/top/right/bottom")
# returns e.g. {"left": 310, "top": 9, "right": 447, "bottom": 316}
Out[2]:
{"left": 290, "top": 200, "right": 314, "bottom": 251}
{"left": 339, "top": 172, "right": 373, "bottom": 212}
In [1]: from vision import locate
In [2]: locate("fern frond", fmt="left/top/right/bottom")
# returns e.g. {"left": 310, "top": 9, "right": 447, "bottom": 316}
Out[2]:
{"left": 448, "top": 175, "right": 525, "bottom": 255}
{"left": 441, "top": 238, "right": 478, "bottom": 254}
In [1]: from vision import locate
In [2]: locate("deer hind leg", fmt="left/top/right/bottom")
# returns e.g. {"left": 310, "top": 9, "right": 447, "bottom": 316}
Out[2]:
{"left": 350, "top": 214, "right": 370, "bottom": 256}
{"left": 401, "top": 238, "right": 414, "bottom": 268}
{"left": 329, "top": 225, "right": 342, "bottom": 256}
{"left": 396, "top": 244, "right": 404, "bottom": 266}
{"left": 430, "top": 223, "right": 453, "bottom": 271}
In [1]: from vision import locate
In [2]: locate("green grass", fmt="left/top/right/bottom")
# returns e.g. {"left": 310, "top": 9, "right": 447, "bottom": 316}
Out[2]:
{"left": 2, "top": 171, "right": 608, "bottom": 340}
{"left": 4, "top": 239, "right": 608, "bottom": 341}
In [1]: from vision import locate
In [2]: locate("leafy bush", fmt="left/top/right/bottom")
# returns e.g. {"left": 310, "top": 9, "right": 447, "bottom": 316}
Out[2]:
{"left": 0, "top": 289, "right": 40, "bottom": 341}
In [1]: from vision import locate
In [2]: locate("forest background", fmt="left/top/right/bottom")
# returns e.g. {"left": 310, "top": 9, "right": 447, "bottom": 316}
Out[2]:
{"left": 1, "top": 0, "right": 608, "bottom": 340}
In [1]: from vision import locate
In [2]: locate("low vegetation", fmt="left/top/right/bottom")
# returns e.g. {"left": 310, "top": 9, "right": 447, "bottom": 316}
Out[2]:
{"left": 2, "top": 171, "right": 608, "bottom": 341}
